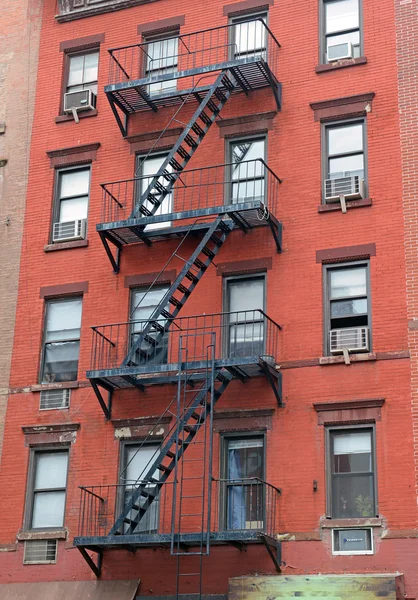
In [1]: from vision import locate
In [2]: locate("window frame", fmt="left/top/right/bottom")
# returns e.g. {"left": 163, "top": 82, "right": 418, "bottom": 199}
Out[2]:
{"left": 321, "top": 117, "right": 368, "bottom": 203}
{"left": 51, "top": 165, "right": 91, "bottom": 244}
{"left": 319, "top": 0, "right": 363, "bottom": 65}
{"left": 142, "top": 31, "right": 179, "bottom": 92}
{"left": 24, "top": 447, "right": 70, "bottom": 532}
{"left": 325, "top": 424, "right": 378, "bottom": 520}
{"left": 223, "top": 273, "right": 267, "bottom": 358}
{"left": 135, "top": 151, "right": 174, "bottom": 227}
{"left": 39, "top": 296, "right": 83, "bottom": 384}
{"left": 226, "top": 134, "right": 267, "bottom": 206}
{"left": 331, "top": 527, "right": 373, "bottom": 555}
{"left": 61, "top": 48, "right": 100, "bottom": 114}
{"left": 322, "top": 259, "right": 372, "bottom": 356}
{"left": 219, "top": 432, "right": 266, "bottom": 531}
{"left": 129, "top": 284, "right": 170, "bottom": 364}
{"left": 228, "top": 11, "right": 269, "bottom": 61}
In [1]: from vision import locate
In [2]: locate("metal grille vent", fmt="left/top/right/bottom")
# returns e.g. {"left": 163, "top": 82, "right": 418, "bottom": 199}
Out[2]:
{"left": 330, "top": 327, "right": 369, "bottom": 354}
{"left": 324, "top": 175, "right": 366, "bottom": 202}
{"left": 23, "top": 540, "right": 57, "bottom": 564}
{"left": 52, "top": 219, "right": 86, "bottom": 243}
{"left": 40, "top": 389, "right": 71, "bottom": 410}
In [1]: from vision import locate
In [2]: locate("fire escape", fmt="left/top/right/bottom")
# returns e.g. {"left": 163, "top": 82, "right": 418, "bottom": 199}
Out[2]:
{"left": 74, "top": 19, "right": 284, "bottom": 590}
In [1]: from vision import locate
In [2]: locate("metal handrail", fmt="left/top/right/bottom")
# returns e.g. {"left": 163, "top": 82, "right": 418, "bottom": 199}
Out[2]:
{"left": 213, "top": 477, "right": 282, "bottom": 496}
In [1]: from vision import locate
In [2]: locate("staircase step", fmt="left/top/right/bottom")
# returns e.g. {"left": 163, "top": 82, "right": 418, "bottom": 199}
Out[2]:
{"left": 146, "top": 193, "right": 160, "bottom": 205}
{"left": 177, "top": 145, "right": 191, "bottom": 161}
{"left": 150, "top": 320, "right": 165, "bottom": 333}
{"left": 169, "top": 295, "right": 183, "bottom": 308}
{"left": 143, "top": 334, "right": 158, "bottom": 345}
{"left": 193, "top": 258, "right": 207, "bottom": 270}
{"left": 207, "top": 99, "right": 219, "bottom": 113}
{"left": 222, "top": 75, "right": 235, "bottom": 90}
{"left": 161, "top": 309, "right": 175, "bottom": 320}
{"left": 184, "top": 424, "right": 199, "bottom": 434}
{"left": 210, "top": 233, "right": 223, "bottom": 245}
{"left": 139, "top": 205, "right": 152, "bottom": 216}
{"left": 157, "top": 463, "right": 172, "bottom": 474}
{"left": 169, "top": 157, "right": 183, "bottom": 171}
{"left": 162, "top": 169, "right": 176, "bottom": 182}
{"left": 177, "top": 283, "right": 191, "bottom": 295}
{"left": 214, "top": 88, "right": 227, "bottom": 102}
{"left": 184, "top": 134, "right": 198, "bottom": 149}
{"left": 185, "top": 271, "right": 199, "bottom": 284}
{"left": 201, "top": 246, "right": 215, "bottom": 259}
{"left": 166, "top": 450, "right": 176, "bottom": 459}
{"left": 199, "top": 111, "right": 212, "bottom": 126}
{"left": 191, "top": 122, "right": 205, "bottom": 136}
{"left": 190, "top": 411, "right": 202, "bottom": 421}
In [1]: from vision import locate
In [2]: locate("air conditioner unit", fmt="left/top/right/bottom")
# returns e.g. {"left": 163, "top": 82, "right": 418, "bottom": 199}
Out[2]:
{"left": 40, "top": 389, "right": 71, "bottom": 410}
{"left": 328, "top": 41, "right": 354, "bottom": 62}
{"left": 52, "top": 219, "right": 86, "bottom": 243}
{"left": 64, "top": 89, "right": 96, "bottom": 113}
{"left": 330, "top": 327, "right": 369, "bottom": 354}
{"left": 324, "top": 175, "right": 366, "bottom": 203}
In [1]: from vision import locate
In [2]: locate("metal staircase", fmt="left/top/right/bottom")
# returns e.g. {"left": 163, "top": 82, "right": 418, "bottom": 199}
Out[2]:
{"left": 124, "top": 216, "right": 232, "bottom": 367}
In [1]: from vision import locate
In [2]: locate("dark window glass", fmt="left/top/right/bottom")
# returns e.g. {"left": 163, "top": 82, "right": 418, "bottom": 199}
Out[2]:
{"left": 226, "top": 276, "right": 265, "bottom": 358}
{"left": 130, "top": 286, "right": 169, "bottom": 365}
{"left": 229, "top": 137, "right": 266, "bottom": 205}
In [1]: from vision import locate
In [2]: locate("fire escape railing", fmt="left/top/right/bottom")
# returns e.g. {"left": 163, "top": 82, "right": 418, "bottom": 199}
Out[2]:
{"left": 89, "top": 310, "right": 281, "bottom": 373}
{"left": 100, "top": 159, "right": 281, "bottom": 225}
{"left": 107, "top": 20, "right": 280, "bottom": 88}
{"left": 77, "top": 478, "right": 281, "bottom": 540}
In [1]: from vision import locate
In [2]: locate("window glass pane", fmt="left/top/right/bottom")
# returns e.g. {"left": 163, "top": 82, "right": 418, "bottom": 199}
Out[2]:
{"left": 131, "top": 287, "right": 168, "bottom": 327}
{"left": 59, "top": 169, "right": 90, "bottom": 199}
{"left": 83, "top": 52, "right": 99, "bottom": 83}
{"left": 326, "top": 30, "right": 360, "bottom": 57}
{"left": 325, "top": 0, "right": 359, "bottom": 34}
{"left": 139, "top": 154, "right": 173, "bottom": 228}
{"left": 227, "top": 438, "right": 263, "bottom": 478}
{"left": 59, "top": 196, "right": 88, "bottom": 222}
{"left": 43, "top": 341, "right": 80, "bottom": 382}
{"left": 229, "top": 279, "right": 264, "bottom": 317}
{"left": 233, "top": 16, "right": 266, "bottom": 55}
{"left": 232, "top": 179, "right": 264, "bottom": 203}
{"left": 232, "top": 140, "right": 265, "bottom": 179}
{"left": 329, "top": 154, "right": 364, "bottom": 179}
{"left": 147, "top": 37, "right": 178, "bottom": 70}
{"left": 330, "top": 298, "right": 367, "bottom": 318}
{"left": 123, "top": 445, "right": 159, "bottom": 484}
{"left": 330, "top": 268, "right": 366, "bottom": 299}
{"left": 334, "top": 431, "right": 372, "bottom": 454}
{"left": 328, "top": 124, "right": 363, "bottom": 156}
{"left": 332, "top": 474, "right": 374, "bottom": 518}
{"left": 45, "top": 299, "right": 82, "bottom": 342}
{"left": 32, "top": 491, "right": 66, "bottom": 528}
{"left": 229, "top": 322, "right": 264, "bottom": 357}
{"left": 68, "top": 55, "right": 84, "bottom": 87}
{"left": 34, "top": 452, "right": 68, "bottom": 489}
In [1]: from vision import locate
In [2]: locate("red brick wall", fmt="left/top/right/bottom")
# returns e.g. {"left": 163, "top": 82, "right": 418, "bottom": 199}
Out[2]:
{"left": 0, "top": 0, "right": 417, "bottom": 595}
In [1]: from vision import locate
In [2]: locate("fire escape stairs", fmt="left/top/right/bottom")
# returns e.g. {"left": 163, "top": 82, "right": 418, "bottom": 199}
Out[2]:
{"left": 109, "top": 368, "right": 233, "bottom": 536}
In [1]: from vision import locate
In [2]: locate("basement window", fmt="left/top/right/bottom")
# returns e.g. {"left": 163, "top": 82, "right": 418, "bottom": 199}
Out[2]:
{"left": 332, "top": 528, "right": 373, "bottom": 554}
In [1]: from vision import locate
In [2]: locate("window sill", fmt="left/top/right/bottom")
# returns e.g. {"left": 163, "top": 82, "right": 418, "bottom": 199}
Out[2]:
{"left": 17, "top": 529, "right": 67, "bottom": 541}
{"left": 55, "top": 109, "right": 97, "bottom": 123}
{"left": 319, "top": 353, "right": 376, "bottom": 366}
{"left": 315, "top": 57, "right": 368, "bottom": 73}
{"left": 31, "top": 381, "right": 90, "bottom": 392}
{"left": 318, "top": 198, "right": 372, "bottom": 213}
{"left": 44, "top": 239, "right": 89, "bottom": 252}
{"left": 321, "top": 517, "right": 382, "bottom": 529}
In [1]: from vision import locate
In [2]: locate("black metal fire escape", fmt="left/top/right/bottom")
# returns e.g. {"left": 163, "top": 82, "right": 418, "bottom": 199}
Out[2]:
{"left": 75, "top": 19, "right": 284, "bottom": 586}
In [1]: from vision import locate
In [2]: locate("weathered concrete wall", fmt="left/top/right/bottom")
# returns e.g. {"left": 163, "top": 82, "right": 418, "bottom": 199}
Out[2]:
{"left": 0, "top": 0, "right": 43, "bottom": 463}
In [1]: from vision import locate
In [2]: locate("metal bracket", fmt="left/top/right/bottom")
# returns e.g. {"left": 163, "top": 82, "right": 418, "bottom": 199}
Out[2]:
{"left": 90, "top": 379, "right": 113, "bottom": 420}
{"left": 99, "top": 232, "right": 121, "bottom": 274}
{"left": 339, "top": 194, "right": 347, "bottom": 214}
{"left": 107, "top": 93, "right": 129, "bottom": 137}
{"left": 267, "top": 217, "right": 283, "bottom": 253}
{"left": 259, "top": 360, "right": 283, "bottom": 407}
{"left": 260, "top": 534, "right": 282, "bottom": 573}
{"left": 77, "top": 546, "right": 103, "bottom": 578}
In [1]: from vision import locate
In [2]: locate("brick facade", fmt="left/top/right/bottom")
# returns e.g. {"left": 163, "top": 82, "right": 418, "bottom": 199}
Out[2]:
{"left": 0, "top": 0, "right": 42, "bottom": 464}
{"left": 0, "top": 0, "right": 417, "bottom": 597}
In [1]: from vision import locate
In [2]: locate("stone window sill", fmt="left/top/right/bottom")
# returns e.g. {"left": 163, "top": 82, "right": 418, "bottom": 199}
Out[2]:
{"left": 44, "top": 239, "right": 89, "bottom": 252}
{"left": 321, "top": 517, "right": 382, "bottom": 529}
{"left": 55, "top": 109, "right": 97, "bottom": 124}
{"left": 319, "top": 353, "right": 376, "bottom": 366}
{"left": 318, "top": 198, "right": 372, "bottom": 213}
{"left": 315, "top": 57, "right": 367, "bottom": 73}
{"left": 17, "top": 529, "right": 67, "bottom": 541}
{"left": 30, "top": 381, "right": 90, "bottom": 392}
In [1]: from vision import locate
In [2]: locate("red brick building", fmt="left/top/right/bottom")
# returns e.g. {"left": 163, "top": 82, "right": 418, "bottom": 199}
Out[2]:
{"left": 0, "top": 0, "right": 416, "bottom": 598}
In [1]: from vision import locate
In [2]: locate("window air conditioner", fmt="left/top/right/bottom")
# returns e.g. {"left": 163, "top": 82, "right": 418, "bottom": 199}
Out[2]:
{"left": 328, "top": 41, "right": 354, "bottom": 62}
{"left": 330, "top": 327, "right": 369, "bottom": 354}
{"left": 64, "top": 89, "right": 96, "bottom": 113}
{"left": 52, "top": 219, "right": 86, "bottom": 243}
{"left": 324, "top": 175, "right": 366, "bottom": 203}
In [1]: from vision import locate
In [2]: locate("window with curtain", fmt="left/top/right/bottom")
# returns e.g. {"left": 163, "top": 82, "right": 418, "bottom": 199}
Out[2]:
{"left": 130, "top": 286, "right": 169, "bottom": 364}
{"left": 226, "top": 276, "right": 265, "bottom": 358}
{"left": 230, "top": 13, "right": 267, "bottom": 60}
{"left": 329, "top": 429, "right": 376, "bottom": 518}
{"left": 54, "top": 167, "right": 90, "bottom": 239}
{"left": 42, "top": 298, "right": 82, "bottom": 382}
{"left": 224, "top": 437, "right": 264, "bottom": 530}
{"left": 66, "top": 51, "right": 99, "bottom": 95}
{"left": 144, "top": 35, "right": 178, "bottom": 95}
{"left": 229, "top": 137, "right": 266, "bottom": 205}
{"left": 29, "top": 450, "right": 69, "bottom": 529}
{"left": 136, "top": 153, "right": 173, "bottom": 230}
{"left": 119, "top": 444, "right": 160, "bottom": 534}
{"left": 322, "top": 0, "right": 361, "bottom": 63}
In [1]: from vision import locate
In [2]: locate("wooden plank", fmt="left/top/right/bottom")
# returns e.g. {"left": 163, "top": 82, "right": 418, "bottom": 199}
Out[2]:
{"left": 229, "top": 574, "right": 404, "bottom": 599}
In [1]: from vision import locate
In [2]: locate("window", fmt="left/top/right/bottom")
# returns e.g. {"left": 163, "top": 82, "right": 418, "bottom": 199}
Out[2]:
{"left": 27, "top": 450, "right": 69, "bottom": 529}
{"left": 322, "top": 0, "right": 361, "bottom": 63}
{"left": 144, "top": 34, "right": 178, "bottom": 95}
{"left": 324, "top": 261, "right": 370, "bottom": 355}
{"left": 41, "top": 298, "right": 82, "bottom": 383}
{"left": 222, "top": 435, "right": 265, "bottom": 530}
{"left": 66, "top": 51, "right": 99, "bottom": 95}
{"left": 119, "top": 443, "right": 160, "bottom": 533}
{"left": 130, "top": 286, "right": 169, "bottom": 364}
{"left": 136, "top": 153, "right": 173, "bottom": 230}
{"left": 225, "top": 275, "right": 265, "bottom": 358}
{"left": 52, "top": 167, "right": 90, "bottom": 242}
{"left": 230, "top": 13, "right": 268, "bottom": 60}
{"left": 332, "top": 528, "right": 373, "bottom": 554}
{"left": 328, "top": 428, "right": 376, "bottom": 519}
{"left": 228, "top": 136, "right": 266, "bottom": 205}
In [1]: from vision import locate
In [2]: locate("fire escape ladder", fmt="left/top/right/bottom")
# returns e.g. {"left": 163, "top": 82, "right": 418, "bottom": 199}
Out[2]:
{"left": 122, "top": 216, "right": 232, "bottom": 367}
{"left": 130, "top": 71, "right": 235, "bottom": 227}
{"left": 109, "top": 367, "right": 233, "bottom": 536}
